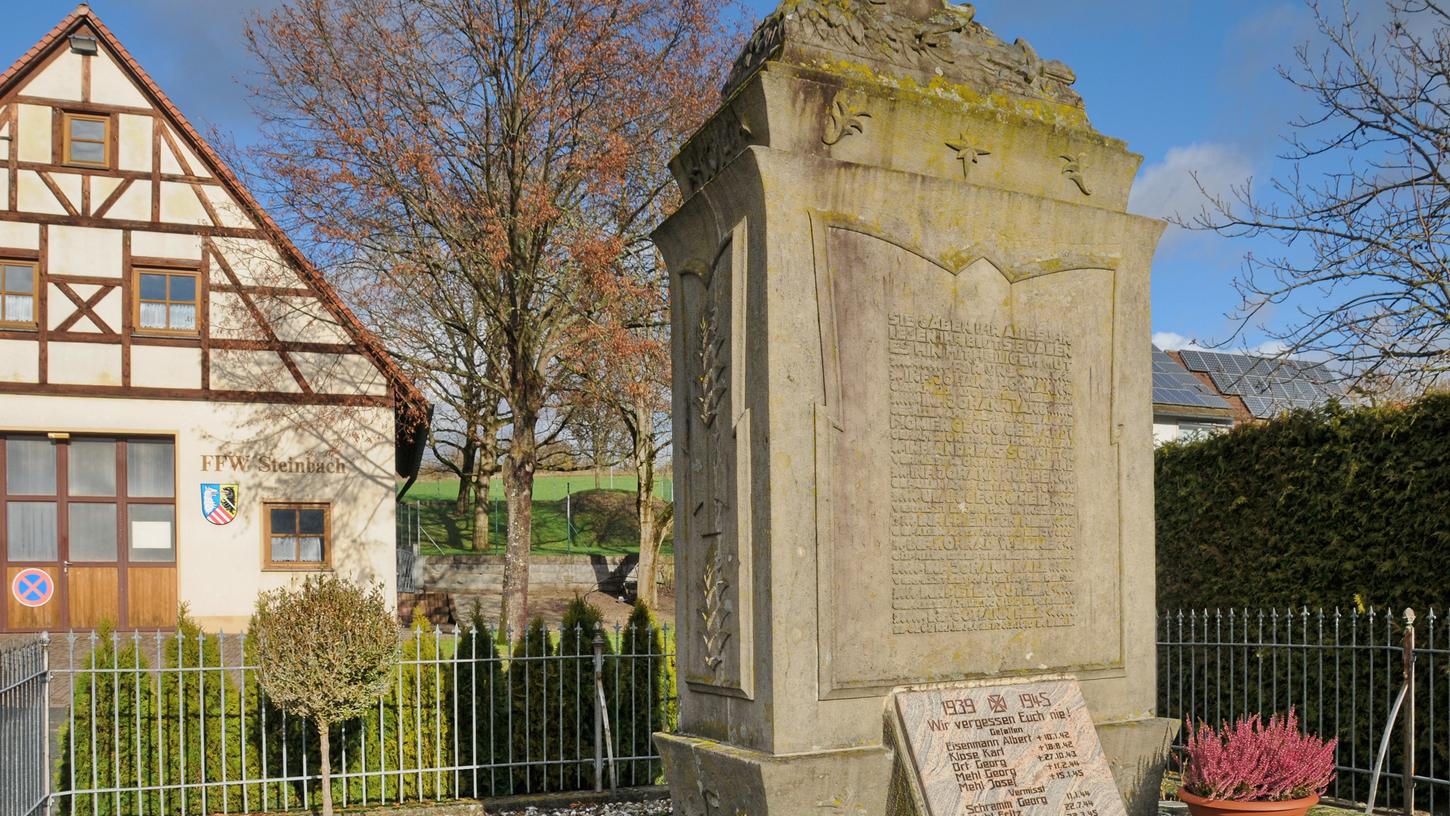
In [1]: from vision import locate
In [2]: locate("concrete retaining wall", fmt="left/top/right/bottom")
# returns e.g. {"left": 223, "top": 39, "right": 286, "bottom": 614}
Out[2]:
{"left": 414, "top": 553, "right": 673, "bottom": 595}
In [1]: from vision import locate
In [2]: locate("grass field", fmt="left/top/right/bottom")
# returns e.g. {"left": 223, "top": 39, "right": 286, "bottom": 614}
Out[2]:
{"left": 401, "top": 477, "right": 674, "bottom": 557}
{"left": 405, "top": 473, "right": 673, "bottom": 503}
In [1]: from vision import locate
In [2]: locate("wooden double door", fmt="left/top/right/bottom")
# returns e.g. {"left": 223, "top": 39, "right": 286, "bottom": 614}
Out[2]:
{"left": 1, "top": 434, "right": 178, "bottom": 632}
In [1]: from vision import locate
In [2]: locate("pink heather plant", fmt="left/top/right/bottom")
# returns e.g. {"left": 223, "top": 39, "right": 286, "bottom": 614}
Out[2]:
{"left": 1179, "top": 708, "right": 1338, "bottom": 802}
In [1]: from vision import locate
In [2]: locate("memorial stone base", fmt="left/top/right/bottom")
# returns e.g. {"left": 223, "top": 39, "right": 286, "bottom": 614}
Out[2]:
{"left": 1095, "top": 718, "right": 1181, "bottom": 816}
{"left": 656, "top": 733, "right": 894, "bottom": 816}
{"left": 658, "top": 716, "right": 1175, "bottom": 816}
{"left": 654, "top": 1, "right": 1171, "bottom": 813}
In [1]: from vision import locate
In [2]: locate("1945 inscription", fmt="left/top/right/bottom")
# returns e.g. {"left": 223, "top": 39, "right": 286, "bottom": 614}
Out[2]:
{"left": 893, "top": 679, "right": 1126, "bottom": 816}
{"left": 887, "top": 313, "right": 1077, "bottom": 635}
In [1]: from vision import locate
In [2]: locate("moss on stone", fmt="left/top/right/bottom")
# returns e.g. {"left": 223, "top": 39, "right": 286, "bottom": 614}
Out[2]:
{"left": 791, "top": 56, "right": 1124, "bottom": 145}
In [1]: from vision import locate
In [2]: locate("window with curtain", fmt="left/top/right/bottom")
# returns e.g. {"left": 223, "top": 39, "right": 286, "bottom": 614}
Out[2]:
{"left": 265, "top": 503, "right": 329, "bottom": 568}
{"left": 0, "top": 261, "right": 36, "bottom": 327}
{"left": 4, "top": 437, "right": 56, "bottom": 562}
{"left": 135, "top": 270, "right": 198, "bottom": 334}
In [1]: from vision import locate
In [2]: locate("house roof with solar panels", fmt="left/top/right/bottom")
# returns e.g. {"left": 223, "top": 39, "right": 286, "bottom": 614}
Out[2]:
{"left": 1167, "top": 348, "right": 1342, "bottom": 424}
{"left": 1151, "top": 346, "right": 1235, "bottom": 420}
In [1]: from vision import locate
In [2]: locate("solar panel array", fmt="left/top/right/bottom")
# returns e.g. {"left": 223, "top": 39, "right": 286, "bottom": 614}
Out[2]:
{"left": 1175, "top": 349, "right": 1340, "bottom": 419}
{"left": 1151, "top": 346, "right": 1234, "bottom": 411}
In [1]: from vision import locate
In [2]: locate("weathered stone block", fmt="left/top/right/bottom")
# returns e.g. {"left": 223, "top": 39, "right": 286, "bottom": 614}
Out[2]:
{"left": 656, "top": 0, "right": 1168, "bottom": 811}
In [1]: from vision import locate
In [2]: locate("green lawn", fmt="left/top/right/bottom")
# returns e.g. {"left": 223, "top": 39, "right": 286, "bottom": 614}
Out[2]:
{"left": 400, "top": 484, "right": 674, "bottom": 557}
{"left": 405, "top": 473, "right": 673, "bottom": 503}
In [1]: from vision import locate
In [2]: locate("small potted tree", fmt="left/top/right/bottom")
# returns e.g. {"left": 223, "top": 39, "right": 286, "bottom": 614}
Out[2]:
{"left": 1177, "top": 709, "right": 1337, "bottom": 816}
{"left": 251, "top": 576, "right": 398, "bottom": 816}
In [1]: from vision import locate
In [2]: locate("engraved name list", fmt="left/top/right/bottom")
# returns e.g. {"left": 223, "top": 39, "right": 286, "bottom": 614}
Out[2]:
{"left": 887, "top": 313, "right": 1078, "bottom": 635}
{"left": 893, "top": 679, "right": 1126, "bottom": 816}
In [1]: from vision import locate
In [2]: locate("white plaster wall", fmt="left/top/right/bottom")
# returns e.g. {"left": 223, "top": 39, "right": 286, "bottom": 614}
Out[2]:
{"left": 48, "top": 342, "right": 122, "bottom": 385}
{"left": 103, "top": 181, "right": 151, "bottom": 221}
{"left": 117, "top": 113, "right": 152, "bottom": 172}
{"left": 0, "top": 339, "right": 40, "bottom": 382}
{"left": 210, "top": 349, "right": 304, "bottom": 393}
{"left": 23, "top": 52, "right": 83, "bottom": 101}
{"left": 92, "top": 176, "right": 122, "bottom": 207}
{"left": 91, "top": 50, "right": 150, "bottom": 108}
{"left": 17, "top": 171, "right": 66, "bottom": 215}
{"left": 132, "top": 230, "right": 202, "bottom": 260}
{"left": 0, "top": 221, "right": 40, "bottom": 250}
{"left": 159, "top": 181, "right": 209, "bottom": 225}
{"left": 16, "top": 105, "right": 51, "bottom": 164}
{"left": 0, "top": 394, "right": 398, "bottom": 630}
{"left": 131, "top": 345, "right": 202, "bottom": 389}
{"left": 50, "top": 225, "right": 123, "bottom": 278}
{"left": 1152, "top": 421, "right": 1179, "bottom": 446}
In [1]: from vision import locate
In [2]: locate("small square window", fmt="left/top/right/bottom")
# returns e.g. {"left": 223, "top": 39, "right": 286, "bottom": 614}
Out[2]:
{"left": 62, "top": 112, "right": 109, "bottom": 168}
{"left": 1, "top": 261, "right": 37, "bottom": 328}
{"left": 134, "top": 269, "right": 200, "bottom": 335}
{"left": 264, "top": 503, "right": 330, "bottom": 569}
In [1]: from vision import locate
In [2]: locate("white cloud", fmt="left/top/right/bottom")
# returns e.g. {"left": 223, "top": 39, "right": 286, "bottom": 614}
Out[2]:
{"left": 1129, "top": 143, "right": 1255, "bottom": 225}
{"left": 1153, "top": 332, "right": 1318, "bottom": 360}
{"left": 1250, "top": 339, "right": 1292, "bottom": 357}
{"left": 1152, "top": 332, "right": 1208, "bottom": 351}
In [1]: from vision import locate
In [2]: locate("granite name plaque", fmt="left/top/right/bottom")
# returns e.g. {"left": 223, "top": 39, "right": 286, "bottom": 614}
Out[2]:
{"left": 892, "top": 678, "right": 1126, "bottom": 816}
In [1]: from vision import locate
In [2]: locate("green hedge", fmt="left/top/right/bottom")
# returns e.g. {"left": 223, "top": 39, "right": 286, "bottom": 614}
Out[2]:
{"left": 1156, "top": 394, "right": 1450, "bottom": 610}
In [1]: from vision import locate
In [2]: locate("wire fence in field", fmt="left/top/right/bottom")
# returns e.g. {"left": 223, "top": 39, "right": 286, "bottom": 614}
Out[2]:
{"left": 1159, "top": 607, "right": 1448, "bottom": 814}
{"left": 45, "top": 619, "right": 674, "bottom": 815}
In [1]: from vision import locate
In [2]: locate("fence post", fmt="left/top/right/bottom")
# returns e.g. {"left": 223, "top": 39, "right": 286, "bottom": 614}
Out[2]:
{"left": 41, "top": 632, "right": 50, "bottom": 816}
{"left": 593, "top": 630, "right": 604, "bottom": 792}
{"left": 1403, "top": 608, "right": 1416, "bottom": 816}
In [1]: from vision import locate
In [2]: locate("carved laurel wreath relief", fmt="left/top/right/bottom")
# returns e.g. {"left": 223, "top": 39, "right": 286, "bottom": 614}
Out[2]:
{"left": 699, "top": 538, "right": 732, "bottom": 673}
{"left": 693, "top": 290, "right": 733, "bottom": 677}
{"left": 1060, "top": 152, "right": 1093, "bottom": 195}
{"left": 822, "top": 90, "right": 872, "bottom": 146}
{"left": 695, "top": 303, "right": 727, "bottom": 428}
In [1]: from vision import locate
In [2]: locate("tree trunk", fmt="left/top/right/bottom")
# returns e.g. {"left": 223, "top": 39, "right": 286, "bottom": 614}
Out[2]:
{"left": 470, "top": 470, "right": 492, "bottom": 552}
{"left": 470, "top": 428, "right": 503, "bottom": 552}
{"left": 318, "top": 718, "right": 333, "bottom": 816}
{"left": 500, "top": 421, "right": 535, "bottom": 639}
{"left": 632, "top": 397, "right": 660, "bottom": 606}
{"left": 453, "top": 438, "right": 476, "bottom": 516}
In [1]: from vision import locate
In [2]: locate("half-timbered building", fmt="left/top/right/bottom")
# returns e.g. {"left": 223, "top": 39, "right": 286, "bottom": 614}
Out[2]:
{"left": 0, "top": 6, "right": 427, "bottom": 631}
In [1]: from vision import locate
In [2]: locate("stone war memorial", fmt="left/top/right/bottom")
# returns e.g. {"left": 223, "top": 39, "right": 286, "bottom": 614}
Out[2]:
{"left": 654, "top": 0, "right": 1173, "bottom": 814}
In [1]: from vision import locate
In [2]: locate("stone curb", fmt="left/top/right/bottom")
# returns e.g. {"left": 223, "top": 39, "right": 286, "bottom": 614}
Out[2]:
{"left": 333, "top": 786, "right": 669, "bottom": 816}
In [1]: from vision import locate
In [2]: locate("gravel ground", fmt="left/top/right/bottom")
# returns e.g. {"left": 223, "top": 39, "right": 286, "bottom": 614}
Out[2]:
{"left": 489, "top": 803, "right": 671, "bottom": 816}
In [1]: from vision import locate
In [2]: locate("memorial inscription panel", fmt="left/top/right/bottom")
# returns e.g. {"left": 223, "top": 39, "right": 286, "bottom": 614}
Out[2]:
{"left": 887, "top": 314, "right": 1078, "bottom": 635}
{"left": 819, "top": 231, "right": 1122, "bottom": 693}
{"left": 893, "top": 678, "right": 1126, "bottom": 816}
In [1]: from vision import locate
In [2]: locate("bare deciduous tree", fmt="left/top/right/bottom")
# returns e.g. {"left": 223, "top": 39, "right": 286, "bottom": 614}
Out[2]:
{"left": 243, "top": 0, "right": 734, "bottom": 634}
{"left": 1190, "top": 0, "right": 1450, "bottom": 394}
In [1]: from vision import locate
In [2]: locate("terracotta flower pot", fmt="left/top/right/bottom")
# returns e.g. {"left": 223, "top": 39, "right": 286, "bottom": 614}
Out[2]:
{"left": 1178, "top": 789, "right": 1320, "bottom": 816}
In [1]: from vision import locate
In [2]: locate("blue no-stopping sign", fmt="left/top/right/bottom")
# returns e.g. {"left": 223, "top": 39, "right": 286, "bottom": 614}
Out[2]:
{"left": 12, "top": 568, "right": 54, "bottom": 608}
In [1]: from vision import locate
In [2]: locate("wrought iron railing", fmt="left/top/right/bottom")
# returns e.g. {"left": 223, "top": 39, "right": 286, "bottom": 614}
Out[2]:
{"left": 1, "top": 638, "right": 49, "bottom": 816}
{"left": 1159, "top": 607, "right": 1448, "bottom": 814}
{"left": 34, "top": 620, "right": 672, "bottom": 815}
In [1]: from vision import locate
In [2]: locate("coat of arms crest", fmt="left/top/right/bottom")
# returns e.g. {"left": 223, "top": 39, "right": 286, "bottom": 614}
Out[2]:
{"left": 201, "top": 483, "right": 239, "bottom": 526}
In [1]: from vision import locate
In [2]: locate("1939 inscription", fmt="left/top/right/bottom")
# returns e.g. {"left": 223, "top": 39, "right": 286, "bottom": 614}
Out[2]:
{"left": 887, "top": 313, "right": 1077, "bottom": 635}
{"left": 893, "top": 679, "right": 1126, "bottom": 816}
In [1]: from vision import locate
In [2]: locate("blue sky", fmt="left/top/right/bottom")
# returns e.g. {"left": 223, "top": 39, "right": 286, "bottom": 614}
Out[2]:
{"left": 1, "top": 1, "right": 1346, "bottom": 352}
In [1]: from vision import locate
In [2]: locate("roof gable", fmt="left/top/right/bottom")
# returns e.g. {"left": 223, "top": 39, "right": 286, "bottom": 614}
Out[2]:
{"left": 0, "top": 4, "right": 425, "bottom": 419}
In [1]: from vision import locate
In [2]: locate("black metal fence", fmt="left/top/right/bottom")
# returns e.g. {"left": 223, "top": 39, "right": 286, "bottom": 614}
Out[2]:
{"left": 1159, "top": 607, "right": 1449, "bottom": 813}
{"left": 1, "top": 638, "right": 49, "bottom": 816}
